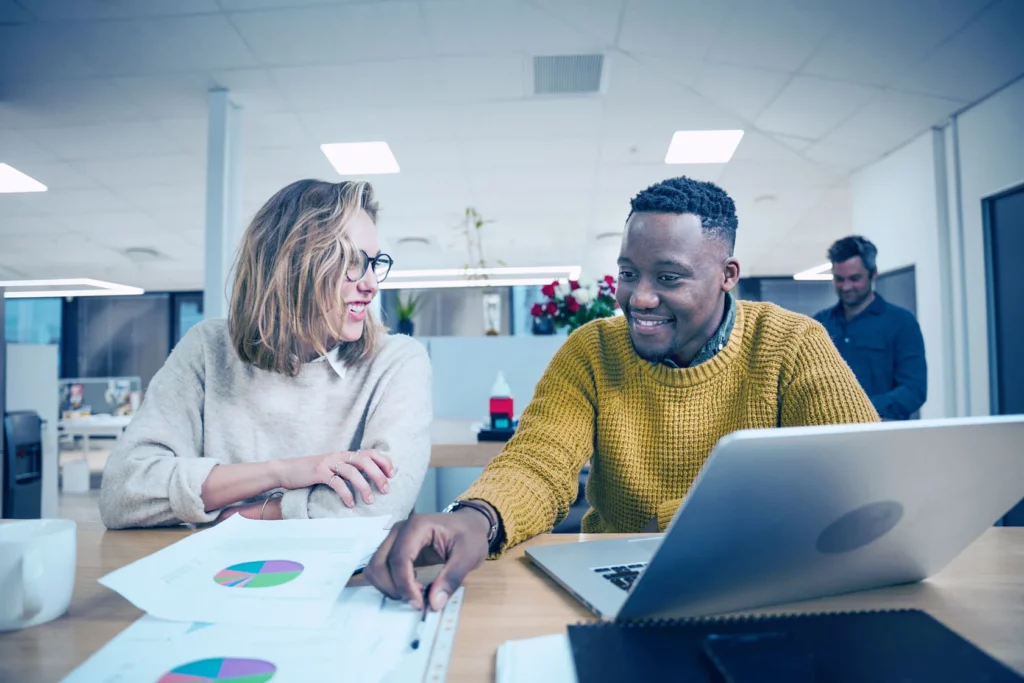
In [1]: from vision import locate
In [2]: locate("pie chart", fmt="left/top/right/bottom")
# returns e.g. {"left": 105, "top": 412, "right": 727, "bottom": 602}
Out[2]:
{"left": 213, "top": 560, "right": 303, "bottom": 588}
{"left": 157, "top": 657, "right": 276, "bottom": 683}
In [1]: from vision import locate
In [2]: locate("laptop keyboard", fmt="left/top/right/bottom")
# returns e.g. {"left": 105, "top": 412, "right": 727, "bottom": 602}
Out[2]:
{"left": 593, "top": 563, "right": 647, "bottom": 591}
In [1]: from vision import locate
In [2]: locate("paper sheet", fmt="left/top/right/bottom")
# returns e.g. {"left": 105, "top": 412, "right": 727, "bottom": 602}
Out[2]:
{"left": 63, "top": 586, "right": 462, "bottom": 683}
{"left": 496, "top": 633, "right": 576, "bottom": 683}
{"left": 99, "top": 515, "right": 389, "bottom": 628}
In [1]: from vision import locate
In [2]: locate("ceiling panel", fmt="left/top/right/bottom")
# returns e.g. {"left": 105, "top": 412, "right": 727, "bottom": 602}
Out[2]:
{"left": 75, "top": 155, "right": 206, "bottom": 189}
{"left": 462, "top": 136, "right": 600, "bottom": 169}
{"left": 755, "top": 76, "right": 881, "bottom": 139}
{"left": 0, "top": 130, "right": 61, "bottom": 165}
{"left": 6, "top": 161, "right": 102, "bottom": 191}
{"left": 0, "top": 0, "right": 32, "bottom": 22}
{"left": 242, "top": 112, "right": 311, "bottom": 150}
{"left": 299, "top": 105, "right": 463, "bottom": 144}
{"left": 17, "top": 0, "right": 220, "bottom": 21}
{"left": 230, "top": 3, "right": 429, "bottom": 66}
{"left": 423, "top": 0, "right": 605, "bottom": 55}
{"left": 895, "top": 0, "right": 1024, "bottom": 102}
{"left": 272, "top": 61, "right": 444, "bottom": 110}
{"left": 802, "top": 140, "right": 898, "bottom": 175}
{"left": 0, "top": 78, "right": 151, "bottom": 129}
{"left": 819, "top": 91, "right": 962, "bottom": 160}
{"left": 218, "top": 0, "right": 367, "bottom": 8}
{"left": 459, "top": 98, "right": 605, "bottom": 139}
{"left": 0, "top": 24, "right": 98, "bottom": 81}
{"left": 16, "top": 187, "right": 137, "bottom": 215}
{"left": 692, "top": 63, "right": 792, "bottom": 123}
{"left": 617, "top": 0, "right": 732, "bottom": 60}
{"left": 801, "top": 0, "right": 991, "bottom": 89}
{"left": 707, "top": 0, "right": 836, "bottom": 72}
{"left": 21, "top": 122, "right": 189, "bottom": 161}
{"left": 63, "top": 15, "right": 259, "bottom": 76}
{"left": 437, "top": 55, "right": 527, "bottom": 102}
{"left": 531, "top": 0, "right": 625, "bottom": 46}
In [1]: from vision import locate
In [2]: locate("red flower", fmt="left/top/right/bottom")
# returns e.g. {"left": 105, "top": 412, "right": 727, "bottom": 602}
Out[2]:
{"left": 569, "top": 280, "right": 580, "bottom": 291}
{"left": 541, "top": 283, "right": 556, "bottom": 298}
{"left": 530, "top": 303, "right": 543, "bottom": 317}
{"left": 604, "top": 275, "right": 615, "bottom": 285}
{"left": 565, "top": 295, "right": 580, "bottom": 312}
{"left": 609, "top": 285, "right": 616, "bottom": 295}
{"left": 545, "top": 301, "right": 558, "bottom": 315}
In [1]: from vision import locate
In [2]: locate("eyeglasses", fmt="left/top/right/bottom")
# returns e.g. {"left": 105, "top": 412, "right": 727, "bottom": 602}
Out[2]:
{"left": 346, "top": 250, "right": 393, "bottom": 283}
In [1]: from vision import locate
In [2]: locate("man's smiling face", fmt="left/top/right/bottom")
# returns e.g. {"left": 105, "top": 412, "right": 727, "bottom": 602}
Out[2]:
{"left": 615, "top": 212, "right": 739, "bottom": 366}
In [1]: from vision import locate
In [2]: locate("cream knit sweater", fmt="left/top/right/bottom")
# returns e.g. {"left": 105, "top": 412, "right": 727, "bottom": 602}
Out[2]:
{"left": 99, "top": 319, "right": 433, "bottom": 529}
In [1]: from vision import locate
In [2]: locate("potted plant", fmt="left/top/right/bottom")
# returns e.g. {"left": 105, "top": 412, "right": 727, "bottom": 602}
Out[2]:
{"left": 395, "top": 293, "right": 420, "bottom": 336}
{"left": 530, "top": 275, "right": 619, "bottom": 334}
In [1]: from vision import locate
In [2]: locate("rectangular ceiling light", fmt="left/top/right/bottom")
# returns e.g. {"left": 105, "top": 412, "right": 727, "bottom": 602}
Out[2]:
{"left": 664, "top": 130, "right": 745, "bottom": 164}
{"left": 0, "top": 163, "right": 47, "bottom": 193}
{"left": 793, "top": 262, "right": 833, "bottom": 281}
{"left": 381, "top": 265, "right": 582, "bottom": 290}
{"left": 320, "top": 142, "right": 400, "bottom": 175}
{"left": 0, "top": 278, "right": 144, "bottom": 298}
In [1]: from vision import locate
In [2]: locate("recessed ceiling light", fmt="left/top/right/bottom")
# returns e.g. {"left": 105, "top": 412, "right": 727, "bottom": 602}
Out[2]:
{"left": 0, "top": 163, "right": 47, "bottom": 193}
{"left": 320, "top": 142, "right": 399, "bottom": 175}
{"left": 664, "top": 130, "right": 744, "bottom": 164}
{"left": 793, "top": 262, "right": 833, "bottom": 281}
{"left": 0, "top": 278, "right": 144, "bottom": 298}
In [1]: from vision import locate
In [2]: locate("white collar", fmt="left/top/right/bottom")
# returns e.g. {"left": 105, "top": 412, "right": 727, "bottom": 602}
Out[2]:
{"left": 321, "top": 346, "right": 348, "bottom": 379}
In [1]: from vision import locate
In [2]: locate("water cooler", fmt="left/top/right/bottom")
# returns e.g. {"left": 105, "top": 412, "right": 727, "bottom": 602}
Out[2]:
{"left": 2, "top": 410, "right": 43, "bottom": 519}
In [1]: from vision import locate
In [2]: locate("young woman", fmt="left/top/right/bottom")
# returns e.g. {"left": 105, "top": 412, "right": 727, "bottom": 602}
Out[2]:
{"left": 99, "top": 179, "right": 432, "bottom": 529}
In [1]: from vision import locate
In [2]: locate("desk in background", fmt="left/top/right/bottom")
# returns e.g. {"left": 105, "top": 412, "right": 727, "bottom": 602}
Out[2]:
{"left": 2, "top": 522, "right": 1024, "bottom": 683}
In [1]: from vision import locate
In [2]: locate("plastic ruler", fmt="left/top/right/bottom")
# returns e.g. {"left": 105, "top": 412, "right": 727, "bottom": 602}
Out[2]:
{"left": 421, "top": 587, "right": 466, "bottom": 683}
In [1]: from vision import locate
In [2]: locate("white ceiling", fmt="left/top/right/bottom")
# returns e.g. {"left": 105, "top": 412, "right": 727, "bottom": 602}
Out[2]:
{"left": 1, "top": 0, "right": 1023, "bottom": 290}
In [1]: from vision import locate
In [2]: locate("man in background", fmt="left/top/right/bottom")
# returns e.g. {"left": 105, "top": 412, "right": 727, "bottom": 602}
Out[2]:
{"left": 814, "top": 236, "right": 927, "bottom": 420}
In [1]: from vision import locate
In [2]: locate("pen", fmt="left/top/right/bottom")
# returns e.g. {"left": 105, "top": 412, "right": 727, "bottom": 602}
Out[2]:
{"left": 411, "top": 583, "right": 431, "bottom": 650}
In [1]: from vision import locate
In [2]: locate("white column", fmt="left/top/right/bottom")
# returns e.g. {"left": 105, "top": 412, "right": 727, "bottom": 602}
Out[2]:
{"left": 203, "top": 89, "right": 243, "bottom": 321}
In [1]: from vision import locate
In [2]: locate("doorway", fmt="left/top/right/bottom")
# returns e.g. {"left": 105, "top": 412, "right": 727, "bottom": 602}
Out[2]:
{"left": 983, "top": 182, "right": 1024, "bottom": 524}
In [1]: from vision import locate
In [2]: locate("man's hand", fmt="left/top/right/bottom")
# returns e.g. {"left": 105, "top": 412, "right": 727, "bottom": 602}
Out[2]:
{"left": 364, "top": 509, "right": 491, "bottom": 611}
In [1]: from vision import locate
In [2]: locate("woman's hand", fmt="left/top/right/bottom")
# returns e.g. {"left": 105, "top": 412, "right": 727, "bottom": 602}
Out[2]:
{"left": 271, "top": 450, "right": 396, "bottom": 508}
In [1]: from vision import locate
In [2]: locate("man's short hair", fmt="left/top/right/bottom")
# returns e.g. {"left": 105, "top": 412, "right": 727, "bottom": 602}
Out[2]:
{"left": 828, "top": 235, "right": 878, "bottom": 274}
{"left": 629, "top": 176, "right": 738, "bottom": 253}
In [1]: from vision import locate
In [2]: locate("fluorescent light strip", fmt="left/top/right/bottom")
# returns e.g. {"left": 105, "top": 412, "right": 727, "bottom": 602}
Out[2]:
{"left": 389, "top": 265, "right": 582, "bottom": 280}
{"left": 0, "top": 163, "right": 47, "bottom": 193}
{"left": 320, "top": 142, "right": 400, "bottom": 175}
{"left": 793, "top": 263, "right": 833, "bottom": 281}
{"left": 0, "top": 278, "right": 145, "bottom": 298}
{"left": 380, "top": 277, "right": 559, "bottom": 290}
{"left": 665, "top": 130, "right": 745, "bottom": 164}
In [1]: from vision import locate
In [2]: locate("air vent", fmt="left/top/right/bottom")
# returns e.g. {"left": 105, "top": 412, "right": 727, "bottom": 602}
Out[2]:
{"left": 533, "top": 54, "right": 604, "bottom": 95}
{"left": 396, "top": 237, "right": 432, "bottom": 247}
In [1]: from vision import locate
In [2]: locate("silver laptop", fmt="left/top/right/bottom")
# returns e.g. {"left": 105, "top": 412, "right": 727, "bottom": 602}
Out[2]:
{"left": 526, "top": 415, "right": 1024, "bottom": 621}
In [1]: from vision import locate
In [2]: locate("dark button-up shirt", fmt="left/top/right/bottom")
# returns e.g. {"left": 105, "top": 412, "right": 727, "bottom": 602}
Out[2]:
{"left": 662, "top": 292, "right": 736, "bottom": 369}
{"left": 814, "top": 294, "right": 927, "bottom": 420}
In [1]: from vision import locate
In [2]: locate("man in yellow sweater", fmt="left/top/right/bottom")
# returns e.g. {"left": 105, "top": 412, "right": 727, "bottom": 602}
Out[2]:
{"left": 367, "top": 176, "right": 879, "bottom": 611}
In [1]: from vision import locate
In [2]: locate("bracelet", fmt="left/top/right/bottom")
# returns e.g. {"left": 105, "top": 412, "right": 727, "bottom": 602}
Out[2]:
{"left": 443, "top": 499, "right": 500, "bottom": 548}
{"left": 260, "top": 491, "right": 284, "bottom": 520}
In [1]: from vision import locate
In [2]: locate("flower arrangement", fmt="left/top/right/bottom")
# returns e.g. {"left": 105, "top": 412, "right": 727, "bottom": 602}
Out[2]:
{"left": 530, "top": 275, "right": 618, "bottom": 333}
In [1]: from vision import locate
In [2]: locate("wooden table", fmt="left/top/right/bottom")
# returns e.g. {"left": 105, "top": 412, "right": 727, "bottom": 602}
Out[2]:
{"left": 3, "top": 522, "right": 1024, "bottom": 682}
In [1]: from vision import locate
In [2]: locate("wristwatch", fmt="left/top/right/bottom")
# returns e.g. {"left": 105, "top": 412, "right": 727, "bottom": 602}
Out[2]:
{"left": 443, "top": 499, "right": 500, "bottom": 548}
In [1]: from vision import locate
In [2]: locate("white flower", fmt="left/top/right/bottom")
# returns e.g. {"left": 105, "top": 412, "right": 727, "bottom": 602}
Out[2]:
{"left": 574, "top": 287, "right": 593, "bottom": 306}
{"left": 556, "top": 281, "right": 572, "bottom": 297}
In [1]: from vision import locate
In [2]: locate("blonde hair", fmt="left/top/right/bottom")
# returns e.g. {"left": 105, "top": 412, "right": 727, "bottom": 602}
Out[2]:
{"left": 229, "top": 179, "right": 382, "bottom": 376}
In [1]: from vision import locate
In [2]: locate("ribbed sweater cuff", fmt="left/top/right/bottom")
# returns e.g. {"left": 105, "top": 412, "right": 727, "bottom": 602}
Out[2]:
{"left": 461, "top": 473, "right": 559, "bottom": 556}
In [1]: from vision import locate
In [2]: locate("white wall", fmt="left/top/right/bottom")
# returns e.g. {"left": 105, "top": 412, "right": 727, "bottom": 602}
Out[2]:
{"left": 955, "top": 77, "right": 1024, "bottom": 416}
{"left": 851, "top": 75, "right": 1024, "bottom": 418}
{"left": 851, "top": 132, "right": 950, "bottom": 418}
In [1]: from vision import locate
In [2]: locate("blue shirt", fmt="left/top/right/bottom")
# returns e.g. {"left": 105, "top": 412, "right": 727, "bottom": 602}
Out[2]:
{"left": 813, "top": 294, "right": 927, "bottom": 420}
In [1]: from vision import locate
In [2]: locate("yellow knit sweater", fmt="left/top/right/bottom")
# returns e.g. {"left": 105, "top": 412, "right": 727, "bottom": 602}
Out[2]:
{"left": 461, "top": 301, "right": 879, "bottom": 553}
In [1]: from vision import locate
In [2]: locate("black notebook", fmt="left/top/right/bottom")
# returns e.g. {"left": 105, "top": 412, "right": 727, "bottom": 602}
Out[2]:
{"left": 567, "top": 609, "right": 1023, "bottom": 683}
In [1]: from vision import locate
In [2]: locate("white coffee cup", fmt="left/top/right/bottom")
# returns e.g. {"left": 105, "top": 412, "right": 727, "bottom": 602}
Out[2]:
{"left": 0, "top": 519, "right": 76, "bottom": 632}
